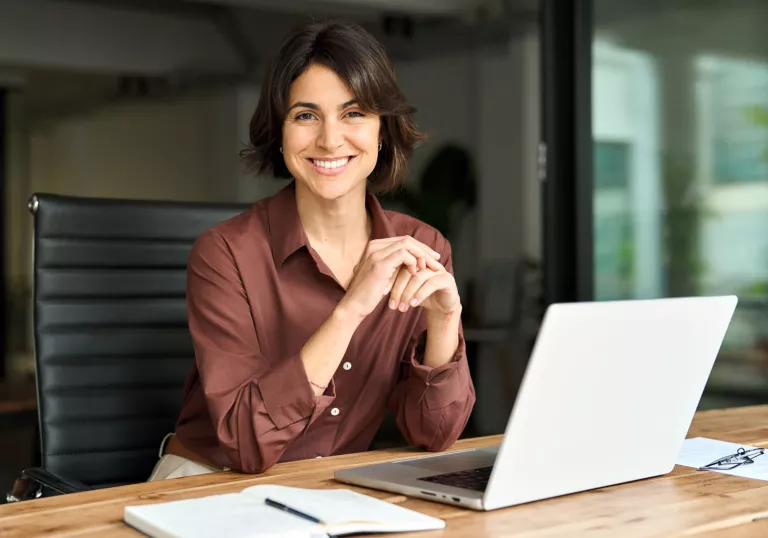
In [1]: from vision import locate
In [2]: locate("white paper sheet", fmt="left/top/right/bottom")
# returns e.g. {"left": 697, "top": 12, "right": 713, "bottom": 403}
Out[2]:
{"left": 677, "top": 437, "right": 768, "bottom": 480}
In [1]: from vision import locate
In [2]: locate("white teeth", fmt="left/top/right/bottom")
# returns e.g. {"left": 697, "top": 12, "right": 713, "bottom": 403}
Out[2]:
{"left": 312, "top": 157, "right": 350, "bottom": 169}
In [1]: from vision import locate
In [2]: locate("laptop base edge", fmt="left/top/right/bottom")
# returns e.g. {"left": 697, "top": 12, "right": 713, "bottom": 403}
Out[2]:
{"left": 333, "top": 471, "right": 486, "bottom": 511}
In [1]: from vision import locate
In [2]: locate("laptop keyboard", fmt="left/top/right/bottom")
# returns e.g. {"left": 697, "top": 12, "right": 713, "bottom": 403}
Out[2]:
{"left": 419, "top": 465, "right": 493, "bottom": 492}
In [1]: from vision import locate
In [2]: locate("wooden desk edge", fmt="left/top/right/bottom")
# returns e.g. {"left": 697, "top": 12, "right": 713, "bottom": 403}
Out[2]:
{"left": 0, "top": 434, "right": 503, "bottom": 518}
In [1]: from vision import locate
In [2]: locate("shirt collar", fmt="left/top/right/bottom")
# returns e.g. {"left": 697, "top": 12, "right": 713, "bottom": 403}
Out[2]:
{"left": 267, "top": 181, "right": 397, "bottom": 268}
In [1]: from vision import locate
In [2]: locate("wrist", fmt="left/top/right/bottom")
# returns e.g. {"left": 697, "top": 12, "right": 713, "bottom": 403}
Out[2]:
{"left": 423, "top": 305, "right": 461, "bottom": 369}
{"left": 425, "top": 304, "right": 462, "bottom": 331}
{"left": 331, "top": 302, "right": 365, "bottom": 335}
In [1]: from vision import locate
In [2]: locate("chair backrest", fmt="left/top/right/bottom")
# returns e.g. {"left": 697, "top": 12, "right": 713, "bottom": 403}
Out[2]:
{"left": 30, "top": 193, "right": 249, "bottom": 487}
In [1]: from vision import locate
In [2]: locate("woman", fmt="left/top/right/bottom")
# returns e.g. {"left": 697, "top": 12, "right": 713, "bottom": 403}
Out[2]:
{"left": 149, "top": 19, "right": 475, "bottom": 481}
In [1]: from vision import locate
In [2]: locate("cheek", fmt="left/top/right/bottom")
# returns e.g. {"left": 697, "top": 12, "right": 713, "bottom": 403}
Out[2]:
{"left": 282, "top": 125, "right": 313, "bottom": 153}
{"left": 351, "top": 124, "right": 381, "bottom": 152}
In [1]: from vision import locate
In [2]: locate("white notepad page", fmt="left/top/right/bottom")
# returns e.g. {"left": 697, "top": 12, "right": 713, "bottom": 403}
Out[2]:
{"left": 124, "top": 485, "right": 445, "bottom": 538}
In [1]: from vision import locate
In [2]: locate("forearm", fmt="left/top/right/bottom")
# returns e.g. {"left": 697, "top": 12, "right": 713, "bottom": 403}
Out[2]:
{"left": 423, "top": 306, "right": 462, "bottom": 369}
{"left": 389, "top": 308, "right": 475, "bottom": 451}
{"left": 301, "top": 305, "right": 361, "bottom": 396}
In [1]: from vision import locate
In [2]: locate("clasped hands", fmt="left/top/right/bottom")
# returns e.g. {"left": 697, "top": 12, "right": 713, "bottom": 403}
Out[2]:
{"left": 339, "top": 236, "right": 461, "bottom": 322}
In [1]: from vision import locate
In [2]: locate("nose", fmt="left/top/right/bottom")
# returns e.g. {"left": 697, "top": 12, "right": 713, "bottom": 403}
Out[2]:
{"left": 317, "top": 118, "right": 343, "bottom": 152}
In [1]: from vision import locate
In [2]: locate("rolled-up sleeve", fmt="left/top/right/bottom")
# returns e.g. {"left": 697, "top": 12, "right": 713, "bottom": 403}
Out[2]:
{"left": 387, "top": 238, "right": 476, "bottom": 451}
{"left": 187, "top": 230, "right": 335, "bottom": 474}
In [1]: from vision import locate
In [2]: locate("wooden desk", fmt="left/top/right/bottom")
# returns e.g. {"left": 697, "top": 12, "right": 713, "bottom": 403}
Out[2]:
{"left": 3, "top": 406, "right": 768, "bottom": 537}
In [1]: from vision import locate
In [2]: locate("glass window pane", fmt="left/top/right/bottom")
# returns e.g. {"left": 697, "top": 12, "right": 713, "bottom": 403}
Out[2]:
{"left": 594, "top": 1, "right": 768, "bottom": 408}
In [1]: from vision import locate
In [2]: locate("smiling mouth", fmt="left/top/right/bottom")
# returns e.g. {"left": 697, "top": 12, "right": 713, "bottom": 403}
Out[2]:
{"left": 308, "top": 156, "right": 354, "bottom": 170}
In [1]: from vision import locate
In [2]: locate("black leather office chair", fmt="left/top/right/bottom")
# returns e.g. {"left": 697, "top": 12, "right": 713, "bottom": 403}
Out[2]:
{"left": 8, "top": 193, "right": 248, "bottom": 501}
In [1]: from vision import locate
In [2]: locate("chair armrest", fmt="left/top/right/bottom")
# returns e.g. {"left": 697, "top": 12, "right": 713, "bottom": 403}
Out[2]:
{"left": 6, "top": 467, "right": 92, "bottom": 502}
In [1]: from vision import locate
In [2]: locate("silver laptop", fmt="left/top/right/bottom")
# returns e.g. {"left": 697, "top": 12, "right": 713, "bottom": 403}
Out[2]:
{"left": 335, "top": 296, "right": 738, "bottom": 511}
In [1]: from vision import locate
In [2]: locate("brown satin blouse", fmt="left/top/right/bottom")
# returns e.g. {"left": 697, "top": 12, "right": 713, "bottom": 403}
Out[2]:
{"left": 175, "top": 182, "right": 476, "bottom": 474}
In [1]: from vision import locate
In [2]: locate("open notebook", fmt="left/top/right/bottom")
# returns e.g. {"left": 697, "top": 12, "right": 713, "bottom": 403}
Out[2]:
{"left": 124, "top": 484, "right": 445, "bottom": 538}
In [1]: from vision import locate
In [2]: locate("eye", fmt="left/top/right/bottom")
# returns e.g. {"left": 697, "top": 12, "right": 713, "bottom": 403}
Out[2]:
{"left": 345, "top": 110, "right": 364, "bottom": 119}
{"left": 295, "top": 112, "right": 316, "bottom": 121}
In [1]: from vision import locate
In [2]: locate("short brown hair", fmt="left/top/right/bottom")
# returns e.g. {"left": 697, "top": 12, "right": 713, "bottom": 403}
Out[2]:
{"left": 241, "top": 20, "right": 424, "bottom": 193}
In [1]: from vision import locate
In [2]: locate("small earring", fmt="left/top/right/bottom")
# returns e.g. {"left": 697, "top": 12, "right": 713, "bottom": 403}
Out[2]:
{"left": 378, "top": 142, "right": 382, "bottom": 151}
{"left": 279, "top": 147, "right": 283, "bottom": 154}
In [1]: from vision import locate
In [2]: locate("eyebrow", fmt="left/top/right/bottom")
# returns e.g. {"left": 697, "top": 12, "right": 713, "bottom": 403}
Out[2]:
{"left": 287, "top": 100, "right": 358, "bottom": 112}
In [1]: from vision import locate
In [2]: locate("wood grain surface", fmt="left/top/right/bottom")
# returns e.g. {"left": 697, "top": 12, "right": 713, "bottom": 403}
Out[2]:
{"left": 2, "top": 405, "right": 768, "bottom": 537}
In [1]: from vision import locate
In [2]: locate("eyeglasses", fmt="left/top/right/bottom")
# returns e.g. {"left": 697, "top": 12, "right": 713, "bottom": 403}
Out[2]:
{"left": 699, "top": 447, "right": 765, "bottom": 471}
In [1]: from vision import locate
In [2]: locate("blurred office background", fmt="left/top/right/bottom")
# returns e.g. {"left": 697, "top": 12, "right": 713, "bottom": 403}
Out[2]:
{"left": 0, "top": 0, "right": 767, "bottom": 495}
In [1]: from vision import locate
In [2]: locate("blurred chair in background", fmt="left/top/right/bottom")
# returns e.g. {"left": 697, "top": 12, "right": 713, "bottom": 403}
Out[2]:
{"left": 467, "top": 256, "right": 543, "bottom": 436}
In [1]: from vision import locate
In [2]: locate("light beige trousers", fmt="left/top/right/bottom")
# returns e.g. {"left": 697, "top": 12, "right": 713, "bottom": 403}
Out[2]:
{"left": 146, "top": 433, "right": 220, "bottom": 482}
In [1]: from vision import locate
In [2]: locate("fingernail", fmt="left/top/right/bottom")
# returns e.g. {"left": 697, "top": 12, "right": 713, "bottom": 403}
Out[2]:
{"left": 410, "top": 297, "right": 418, "bottom": 306}
{"left": 433, "top": 252, "right": 440, "bottom": 258}
{"left": 399, "top": 302, "right": 407, "bottom": 311}
{"left": 384, "top": 286, "right": 391, "bottom": 294}
{"left": 389, "top": 300, "right": 396, "bottom": 309}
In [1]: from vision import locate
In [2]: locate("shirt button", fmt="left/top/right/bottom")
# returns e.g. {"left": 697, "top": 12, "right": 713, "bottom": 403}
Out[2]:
{"left": 343, "top": 362, "right": 352, "bottom": 371}
{"left": 331, "top": 407, "right": 340, "bottom": 416}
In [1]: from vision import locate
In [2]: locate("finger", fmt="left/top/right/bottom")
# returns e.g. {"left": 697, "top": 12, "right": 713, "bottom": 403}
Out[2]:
{"left": 402, "top": 239, "right": 441, "bottom": 271}
{"left": 365, "top": 237, "right": 398, "bottom": 255}
{"left": 400, "top": 269, "right": 435, "bottom": 310}
{"left": 412, "top": 273, "right": 453, "bottom": 307}
{"left": 370, "top": 243, "right": 417, "bottom": 275}
{"left": 395, "top": 238, "right": 442, "bottom": 271}
{"left": 388, "top": 266, "right": 413, "bottom": 310}
{"left": 421, "top": 254, "right": 443, "bottom": 272}
{"left": 368, "top": 237, "right": 441, "bottom": 267}
{"left": 403, "top": 236, "right": 441, "bottom": 260}
{"left": 370, "top": 240, "right": 430, "bottom": 274}
{"left": 376, "top": 248, "right": 418, "bottom": 280}
{"left": 372, "top": 237, "right": 441, "bottom": 259}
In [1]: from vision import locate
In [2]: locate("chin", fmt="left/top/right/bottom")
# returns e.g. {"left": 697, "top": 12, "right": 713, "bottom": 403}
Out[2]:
{"left": 305, "top": 173, "right": 368, "bottom": 201}
{"left": 311, "top": 181, "right": 356, "bottom": 201}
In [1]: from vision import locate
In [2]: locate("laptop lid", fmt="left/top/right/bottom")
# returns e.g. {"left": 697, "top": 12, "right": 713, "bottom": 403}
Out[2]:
{"left": 483, "top": 296, "right": 737, "bottom": 510}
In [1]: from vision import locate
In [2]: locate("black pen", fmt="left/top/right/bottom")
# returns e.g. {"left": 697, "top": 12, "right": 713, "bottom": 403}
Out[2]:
{"left": 265, "top": 497, "right": 323, "bottom": 524}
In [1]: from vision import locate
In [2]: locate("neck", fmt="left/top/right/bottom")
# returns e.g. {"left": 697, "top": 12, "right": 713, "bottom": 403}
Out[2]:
{"left": 295, "top": 182, "right": 371, "bottom": 256}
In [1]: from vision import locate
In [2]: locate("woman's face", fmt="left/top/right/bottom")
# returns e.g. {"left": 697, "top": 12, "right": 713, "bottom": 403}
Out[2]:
{"left": 282, "top": 63, "right": 381, "bottom": 202}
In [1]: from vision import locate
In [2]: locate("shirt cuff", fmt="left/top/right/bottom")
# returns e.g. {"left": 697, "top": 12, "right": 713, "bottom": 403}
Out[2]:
{"left": 258, "top": 353, "right": 336, "bottom": 429}
{"left": 406, "top": 330, "right": 467, "bottom": 409}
